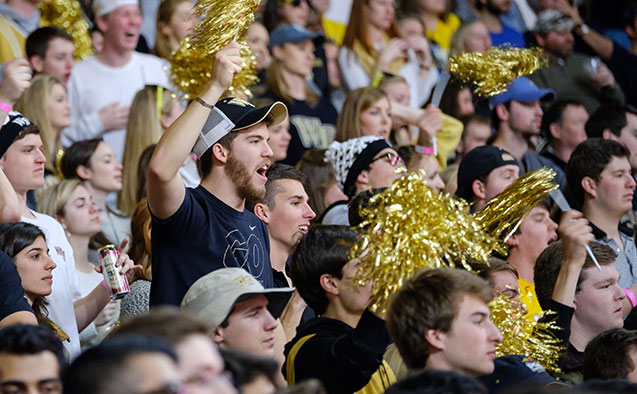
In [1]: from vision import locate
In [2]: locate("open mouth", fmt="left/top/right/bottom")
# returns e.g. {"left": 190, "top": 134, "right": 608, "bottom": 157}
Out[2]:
{"left": 124, "top": 31, "right": 137, "bottom": 38}
{"left": 256, "top": 163, "right": 270, "bottom": 181}
{"left": 298, "top": 225, "right": 309, "bottom": 234}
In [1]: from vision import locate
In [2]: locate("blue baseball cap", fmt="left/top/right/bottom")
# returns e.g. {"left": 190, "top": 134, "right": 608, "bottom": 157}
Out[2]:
{"left": 269, "top": 24, "right": 324, "bottom": 51}
{"left": 490, "top": 77, "right": 555, "bottom": 107}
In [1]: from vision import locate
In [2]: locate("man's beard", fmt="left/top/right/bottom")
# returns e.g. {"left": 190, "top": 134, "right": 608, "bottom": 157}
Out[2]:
{"left": 224, "top": 152, "right": 266, "bottom": 201}
{"left": 486, "top": 0, "right": 507, "bottom": 15}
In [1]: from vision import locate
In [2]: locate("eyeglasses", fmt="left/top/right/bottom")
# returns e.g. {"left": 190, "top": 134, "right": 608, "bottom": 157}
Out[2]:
{"left": 371, "top": 152, "right": 403, "bottom": 167}
{"left": 278, "top": 0, "right": 306, "bottom": 7}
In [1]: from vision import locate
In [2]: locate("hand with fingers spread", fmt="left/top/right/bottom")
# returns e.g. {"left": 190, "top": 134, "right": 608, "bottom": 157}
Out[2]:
{"left": 0, "top": 58, "right": 32, "bottom": 108}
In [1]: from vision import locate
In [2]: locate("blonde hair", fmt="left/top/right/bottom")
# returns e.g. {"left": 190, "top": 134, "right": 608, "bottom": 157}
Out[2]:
{"left": 15, "top": 75, "right": 65, "bottom": 174}
{"left": 129, "top": 199, "right": 152, "bottom": 282}
{"left": 449, "top": 20, "right": 482, "bottom": 56}
{"left": 118, "top": 85, "right": 178, "bottom": 215}
{"left": 265, "top": 56, "right": 318, "bottom": 107}
{"left": 36, "top": 179, "right": 82, "bottom": 219}
{"left": 335, "top": 87, "right": 388, "bottom": 142}
{"left": 155, "top": 0, "right": 191, "bottom": 60}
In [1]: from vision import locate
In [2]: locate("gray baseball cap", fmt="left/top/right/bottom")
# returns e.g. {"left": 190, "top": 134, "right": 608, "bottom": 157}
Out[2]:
{"left": 180, "top": 268, "right": 294, "bottom": 331}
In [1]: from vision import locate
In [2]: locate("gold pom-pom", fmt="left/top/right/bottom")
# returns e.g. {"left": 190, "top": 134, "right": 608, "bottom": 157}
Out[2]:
{"left": 38, "top": 0, "right": 93, "bottom": 61}
{"left": 448, "top": 46, "right": 547, "bottom": 97}
{"left": 351, "top": 171, "right": 503, "bottom": 312}
{"left": 170, "top": 0, "right": 260, "bottom": 99}
{"left": 476, "top": 167, "right": 558, "bottom": 246}
{"left": 489, "top": 294, "right": 565, "bottom": 374}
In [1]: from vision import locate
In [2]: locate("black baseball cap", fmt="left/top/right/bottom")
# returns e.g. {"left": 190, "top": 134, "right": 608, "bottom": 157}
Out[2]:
{"left": 456, "top": 145, "right": 519, "bottom": 202}
{"left": 193, "top": 97, "right": 287, "bottom": 157}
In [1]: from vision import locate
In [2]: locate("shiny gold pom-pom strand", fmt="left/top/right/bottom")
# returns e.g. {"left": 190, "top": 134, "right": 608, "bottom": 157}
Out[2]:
{"left": 489, "top": 294, "right": 565, "bottom": 374}
{"left": 38, "top": 0, "right": 93, "bottom": 61}
{"left": 476, "top": 167, "right": 558, "bottom": 245}
{"left": 170, "top": 0, "right": 260, "bottom": 99}
{"left": 351, "top": 170, "right": 504, "bottom": 312}
{"left": 448, "top": 46, "right": 548, "bottom": 97}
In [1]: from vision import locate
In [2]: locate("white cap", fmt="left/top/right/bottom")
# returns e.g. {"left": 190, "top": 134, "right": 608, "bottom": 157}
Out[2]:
{"left": 93, "top": 0, "right": 140, "bottom": 18}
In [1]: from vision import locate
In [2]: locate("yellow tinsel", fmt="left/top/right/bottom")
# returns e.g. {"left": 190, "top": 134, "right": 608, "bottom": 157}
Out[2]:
{"left": 38, "top": 0, "right": 93, "bottom": 61}
{"left": 489, "top": 294, "right": 564, "bottom": 374}
{"left": 476, "top": 167, "right": 558, "bottom": 246}
{"left": 170, "top": 0, "right": 260, "bottom": 99}
{"left": 351, "top": 171, "right": 503, "bottom": 312}
{"left": 448, "top": 46, "right": 547, "bottom": 97}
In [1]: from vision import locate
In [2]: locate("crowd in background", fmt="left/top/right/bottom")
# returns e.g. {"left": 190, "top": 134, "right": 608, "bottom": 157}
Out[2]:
{"left": 2, "top": 0, "right": 637, "bottom": 393}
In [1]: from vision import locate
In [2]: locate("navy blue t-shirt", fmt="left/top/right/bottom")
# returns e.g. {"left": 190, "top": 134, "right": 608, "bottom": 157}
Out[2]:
{"left": 150, "top": 185, "right": 273, "bottom": 306}
{"left": 0, "top": 250, "right": 33, "bottom": 321}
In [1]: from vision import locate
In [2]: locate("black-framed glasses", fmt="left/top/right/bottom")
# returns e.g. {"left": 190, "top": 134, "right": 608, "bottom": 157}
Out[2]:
{"left": 371, "top": 152, "right": 403, "bottom": 167}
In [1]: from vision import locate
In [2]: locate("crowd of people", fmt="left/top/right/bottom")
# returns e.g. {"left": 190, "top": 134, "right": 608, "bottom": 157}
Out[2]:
{"left": 2, "top": 0, "right": 637, "bottom": 393}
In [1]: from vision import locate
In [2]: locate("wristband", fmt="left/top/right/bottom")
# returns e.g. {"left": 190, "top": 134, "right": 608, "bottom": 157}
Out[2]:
{"left": 195, "top": 97, "right": 214, "bottom": 109}
{"left": 626, "top": 288, "right": 637, "bottom": 308}
{"left": 0, "top": 100, "right": 12, "bottom": 113}
{"left": 414, "top": 145, "right": 435, "bottom": 155}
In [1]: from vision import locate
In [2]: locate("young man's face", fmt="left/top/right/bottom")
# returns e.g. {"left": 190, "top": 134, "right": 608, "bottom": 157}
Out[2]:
{"left": 126, "top": 352, "right": 182, "bottom": 393}
{"left": 223, "top": 123, "right": 273, "bottom": 201}
{"left": 363, "top": 148, "right": 405, "bottom": 190}
{"left": 490, "top": 270, "right": 527, "bottom": 314}
{"left": 588, "top": 156, "right": 636, "bottom": 217}
{"left": 213, "top": 295, "right": 279, "bottom": 358}
{"left": 477, "top": 155, "right": 519, "bottom": 203}
{"left": 435, "top": 294, "right": 502, "bottom": 377}
{"left": 176, "top": 334, "right": 236, "bottom": 394}
{"left": 98, "top": 5, "right": 143, "bottom": 52}
{"left": 334, "top": 258, "right": 373, "bottom": 316}
{"left": 32, "top": 37, "right": 75, "bottom": 83}
{"left": 0, "top": 133, "right": 46, "bottom": 193}
{"left": 614, "top": 112, "right": 637, "bottom": 171}
{"left": 506, "top": 100, "right": 543, "bottom": 138}
{"left": 573, "top": 264, "right": 625, "bottom": 335}
{"left": 265, "top": 179, "right": 316, "bottom": 250}
{"left": 0, "top": 351, "right": 62, "bottom": 394}
{"left": 458, "top": 121, "right": 491, "bottom": 158}
{"left": 552, "top": 104, "right": 588, "bottom": 152}
{"left": 509, "top": 205, "right": 558, "bottom": 263}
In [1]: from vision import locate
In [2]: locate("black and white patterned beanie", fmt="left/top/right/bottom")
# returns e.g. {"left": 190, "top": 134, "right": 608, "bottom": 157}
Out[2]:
{"left": 325, "top": 135, "right": 391, "bottom": 198}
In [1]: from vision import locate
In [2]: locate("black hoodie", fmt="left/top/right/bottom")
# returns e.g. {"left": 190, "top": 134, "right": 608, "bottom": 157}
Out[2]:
{"left": 283, "top": 309, "right": 394, "bottom": 394}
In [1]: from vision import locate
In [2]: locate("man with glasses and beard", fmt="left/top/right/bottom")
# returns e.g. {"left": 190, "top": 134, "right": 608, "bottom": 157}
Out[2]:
{"left": 147, "top": 41, "right": 288, "bottom": 306}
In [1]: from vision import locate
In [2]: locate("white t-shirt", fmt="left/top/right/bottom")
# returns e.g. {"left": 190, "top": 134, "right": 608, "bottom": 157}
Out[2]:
{"left": 62, "top": 51, "right": 171, "bottom": 161}
{"left": 22, "top": 211, "right": 81, "bottom": 358}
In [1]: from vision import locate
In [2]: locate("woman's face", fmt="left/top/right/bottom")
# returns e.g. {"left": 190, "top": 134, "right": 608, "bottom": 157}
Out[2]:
{"left": 161, "top": 98, "right": 185, "bottom": 130}
{"left": 456, "top": 87, "right": 475, "bottom": 116}
{"left": 365, "top": 0, "right": 396, "bottom": 32}
{"left": 246, "top": 23, "right": 272, "bottom": 71}
{"left": 14, "top": 236, "right": 56, "bottom": 302}
{"left": 47, "top": 83, "right": 71, "bottom": 133}
{"left": 400, "top": 17, "right": 425, "bottom": 37}
{"left": 85, "top": 142, "right": 123, "bottom": 192}
{"left": 280, "top": 0, "right": 310, "bottom": 27}
{"left": 274, "top": 41, "right": 315, "bottom": 77}
{"left": 464, "top": 22, "right": 492, "bottom": 53}
{"left": 268, "top": 115, "right": 292, "bottom": 162}
{"left": 164, "top": 1, "right": 197, "bottom": 42}
{"left": 359, "top": 97, "right": 392, "bottom": 139}
{"left": 419, "top": 0, "right": 446, "bottom": 15}
{"left": 61, "top": 185, "right": 101, "bottom": 237}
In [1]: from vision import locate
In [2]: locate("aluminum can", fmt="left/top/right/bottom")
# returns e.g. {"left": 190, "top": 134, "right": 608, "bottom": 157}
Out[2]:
{"left": 98, "top": 245, "right": 130, "bottom": 299}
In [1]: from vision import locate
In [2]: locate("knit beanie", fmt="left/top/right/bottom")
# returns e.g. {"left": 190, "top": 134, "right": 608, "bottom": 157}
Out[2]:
{"left": 325, "top": 136, "right": 391, "bottom": 198}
